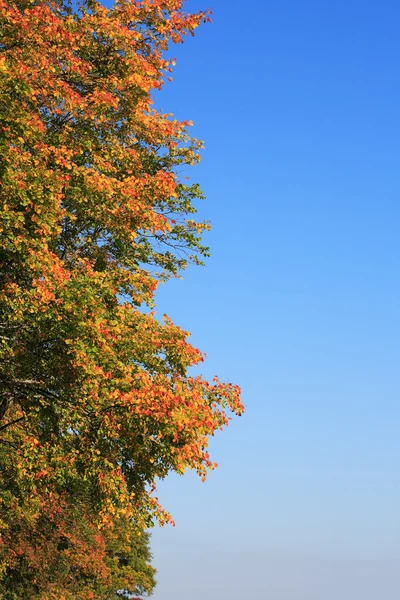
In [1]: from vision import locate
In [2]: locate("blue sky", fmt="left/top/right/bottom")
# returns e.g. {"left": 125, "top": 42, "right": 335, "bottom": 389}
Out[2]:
{"left": 147, "top": 0, "right": 400, "bottom": 598}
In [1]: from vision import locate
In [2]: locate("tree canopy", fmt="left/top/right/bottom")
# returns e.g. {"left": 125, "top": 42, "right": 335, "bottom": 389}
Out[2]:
{"left": 0, "top": 0, "right": 243, "bottom": 596}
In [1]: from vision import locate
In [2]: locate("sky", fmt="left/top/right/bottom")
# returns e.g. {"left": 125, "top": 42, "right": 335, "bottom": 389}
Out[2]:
{"left": 143, "top": 1, "right": 400, "bottom": 598}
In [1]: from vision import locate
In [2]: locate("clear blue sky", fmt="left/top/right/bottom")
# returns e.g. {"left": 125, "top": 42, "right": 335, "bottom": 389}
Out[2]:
{"left": 147, "top": 0, "right": 400, "bottom": 598}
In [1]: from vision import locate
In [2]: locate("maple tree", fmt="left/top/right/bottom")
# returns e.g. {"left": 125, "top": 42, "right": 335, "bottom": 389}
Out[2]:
{"left": 0, "top": 483, "right": 156, "bottom": 598}
{"left": 0, "top": 0, "right": 243, "bottom": 596}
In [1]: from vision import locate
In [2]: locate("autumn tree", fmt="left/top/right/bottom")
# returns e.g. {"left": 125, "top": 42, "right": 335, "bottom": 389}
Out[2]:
{"left": 0, "top": 0, "right": 243, "bottom": 596}
{"left": 0, "top": 488, "right": 156, "bottom": 599}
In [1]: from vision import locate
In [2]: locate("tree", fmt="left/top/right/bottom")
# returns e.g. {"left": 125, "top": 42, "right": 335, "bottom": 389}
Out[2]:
{"left": 0, "top": 0, "right": 243, "bottom": 595}
{"left": 0, "top": 488, "right": 156, "bottom": 599}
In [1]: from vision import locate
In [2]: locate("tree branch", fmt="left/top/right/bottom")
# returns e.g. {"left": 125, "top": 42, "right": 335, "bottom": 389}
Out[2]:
{"left": 0, "top": 416, "right": 25, "bottom": 433}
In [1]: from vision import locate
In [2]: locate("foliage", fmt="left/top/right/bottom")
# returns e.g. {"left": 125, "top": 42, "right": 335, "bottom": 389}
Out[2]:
{"left": 0, "top": 0, "right": 243, "bottom": 595}
{"left": 0, "top": 483, "right": 156, "bottom": 599}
